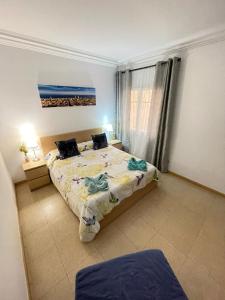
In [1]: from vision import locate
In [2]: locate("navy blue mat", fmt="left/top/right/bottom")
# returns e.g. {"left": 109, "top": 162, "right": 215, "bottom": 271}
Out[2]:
{"left": 76, "top": 249, "right": 188, "bottom": 300}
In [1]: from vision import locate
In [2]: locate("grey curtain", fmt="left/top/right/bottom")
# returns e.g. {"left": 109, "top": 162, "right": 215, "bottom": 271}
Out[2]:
{"left": 151, "top": 57, "right": 180, "bottom": 172}
{"left": 116, "top": 70, "right": 131, "bottom": 151}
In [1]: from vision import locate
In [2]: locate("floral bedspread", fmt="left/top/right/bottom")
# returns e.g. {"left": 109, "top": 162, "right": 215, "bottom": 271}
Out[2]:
{"left": 46, "top": 145, "right": 158, "bottom": 241}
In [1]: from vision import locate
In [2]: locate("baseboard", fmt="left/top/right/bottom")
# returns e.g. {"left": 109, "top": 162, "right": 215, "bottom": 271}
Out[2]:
{"left": 18, "top": 217, "right": 32, "bottom": 300}
{"left": 169, "top": 171, "right": 225, "bottom": 198}
{"left": 15, "top": 190, "right": 31, "bottom": 299}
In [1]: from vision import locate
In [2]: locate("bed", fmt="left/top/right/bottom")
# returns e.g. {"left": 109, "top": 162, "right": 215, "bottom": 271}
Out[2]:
{"left": 40, "top": 128, "right": 158, "bottom": 241}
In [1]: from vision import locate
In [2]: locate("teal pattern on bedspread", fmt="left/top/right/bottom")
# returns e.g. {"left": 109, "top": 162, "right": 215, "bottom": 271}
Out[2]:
{"left": 84, "top": 174, "right": 109, "bottom": 194}
{"left": 128, "top": 157, "right": 147, "bottom": 172}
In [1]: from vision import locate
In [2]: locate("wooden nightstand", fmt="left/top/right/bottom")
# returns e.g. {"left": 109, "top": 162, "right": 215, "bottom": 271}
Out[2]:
{"left": 110, "top": 139, "right": 123, "bottom": 150}
{"left": 22, "top": 159, "right": 50, "bottom": 191}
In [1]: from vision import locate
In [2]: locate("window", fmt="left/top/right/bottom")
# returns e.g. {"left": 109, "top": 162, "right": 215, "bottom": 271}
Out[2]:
{"left": 130, "top": 88, "right": 153, "bottom": 132}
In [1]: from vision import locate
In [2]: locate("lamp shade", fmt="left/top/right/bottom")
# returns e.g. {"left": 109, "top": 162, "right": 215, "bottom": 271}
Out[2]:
{"left": 20, "top": 123, "right": 38, "bottom": 148}
{"left": 104, "top": 123, "right": 113, "bottom": 132}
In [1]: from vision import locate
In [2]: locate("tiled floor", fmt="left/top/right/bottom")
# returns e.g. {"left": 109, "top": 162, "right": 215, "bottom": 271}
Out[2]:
{"left": 16, "top": 173, "right": 225, "bottom": 300}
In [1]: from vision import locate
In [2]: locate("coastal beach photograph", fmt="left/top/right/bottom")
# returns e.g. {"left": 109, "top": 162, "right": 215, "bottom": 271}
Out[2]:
{"left": 38, "top": 84, "right": 96, "bottom": 107}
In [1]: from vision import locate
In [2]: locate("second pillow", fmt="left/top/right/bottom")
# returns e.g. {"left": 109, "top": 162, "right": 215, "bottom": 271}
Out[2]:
{"left": 55, "top": 138, "right": 80, "bottom": 159}
{"left": 92, "top": 133, "right": 108, "bottom": 150}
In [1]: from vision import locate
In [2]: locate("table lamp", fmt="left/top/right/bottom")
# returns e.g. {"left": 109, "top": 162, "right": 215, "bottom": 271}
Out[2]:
{"left": 20, "top": 123, "right": 40, "bottom": 161}
{"left": 103, "top": 123, "right": 114, "bottom": 141}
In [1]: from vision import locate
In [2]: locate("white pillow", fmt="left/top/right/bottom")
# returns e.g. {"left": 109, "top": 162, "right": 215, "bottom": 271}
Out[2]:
{"left": 78, "top": 140, "right": 93, "bottom": 152}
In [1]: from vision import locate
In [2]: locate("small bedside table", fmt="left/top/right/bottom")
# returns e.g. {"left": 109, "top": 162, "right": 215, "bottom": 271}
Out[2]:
{"left": 22, "top": 159, "right": 51, "bottom": 191}
{"left": 109, "top": 139, "right": 123, "bottom": 150}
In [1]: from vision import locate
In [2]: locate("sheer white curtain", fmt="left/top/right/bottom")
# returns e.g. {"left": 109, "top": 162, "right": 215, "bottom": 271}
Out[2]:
{"left": 129, "top": 67, "right": 159, "bottom": 160}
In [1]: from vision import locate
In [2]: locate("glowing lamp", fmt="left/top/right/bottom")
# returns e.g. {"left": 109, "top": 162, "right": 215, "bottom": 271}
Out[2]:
{"left": 103, "top": 123, "right": 114, "bottom": 141}
{"left": 20, "top": 123, "right": 39, "bottom": 161}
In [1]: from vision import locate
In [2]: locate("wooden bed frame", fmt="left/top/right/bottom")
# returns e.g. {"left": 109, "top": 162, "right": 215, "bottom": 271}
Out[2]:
{"left": 40, "top": 128, "right": 157, "bottom": 229}
{"left": 100, "top": 180, "right": 156, "bottom": 228}
{"left": 40, "top": 128, "right": 102, "bottom": 155}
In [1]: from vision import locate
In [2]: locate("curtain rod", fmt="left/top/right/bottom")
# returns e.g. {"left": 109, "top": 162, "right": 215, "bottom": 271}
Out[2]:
{"left": 121, "top": 57, "right": 181, "bottom": 73}
{"left": 121, "top": 63, "right": 156, "bottom": 73}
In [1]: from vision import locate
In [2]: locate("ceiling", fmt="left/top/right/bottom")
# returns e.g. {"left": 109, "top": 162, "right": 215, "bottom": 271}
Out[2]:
{"left": 0, "top": 0, "right": 225, "bottom": 63}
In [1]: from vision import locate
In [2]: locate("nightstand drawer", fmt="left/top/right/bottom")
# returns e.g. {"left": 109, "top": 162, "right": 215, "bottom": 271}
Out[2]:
{"left": 26, "top": 165, "right": 48, "bottom": 180}
{"left": 29, "top": 175, "right": 50, "bottom": 191}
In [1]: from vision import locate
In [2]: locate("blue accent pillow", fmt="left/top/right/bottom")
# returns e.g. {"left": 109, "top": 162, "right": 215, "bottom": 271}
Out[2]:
{"left": 55, "top": 138, "right": 80, "bottom": 159}
{"left": 92, "top": 133, "right": 108, "bottom": 150}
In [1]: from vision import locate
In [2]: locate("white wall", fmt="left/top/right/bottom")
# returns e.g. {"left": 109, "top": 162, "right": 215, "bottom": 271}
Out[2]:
{"left": 0, "top": 45, "right": 116, "bottom": 182}
{"left": 1, "top": 40, "right": 224, "bottom": 194}
{"left": 0, "top": 152, "right": 29, "bottom": 300}
{"left": 169, "top": 40, "right": 225, "bottom": 194}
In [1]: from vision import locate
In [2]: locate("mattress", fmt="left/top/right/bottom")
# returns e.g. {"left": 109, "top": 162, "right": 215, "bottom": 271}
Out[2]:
{"left": 76, "top": 249, "right": 188, "bottom": 300}
{"left": 46, "top": 145, "right": 158, "bottom": 241}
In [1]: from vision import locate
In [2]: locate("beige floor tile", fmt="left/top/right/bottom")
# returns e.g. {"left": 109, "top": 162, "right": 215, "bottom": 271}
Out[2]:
{"left": 31, "top": 184, "right": 58, "bottom": 202}
{"left": 141, "top": 181, "right": 177, "bottom": 212}
{"left": 40, "top": 277, "right": 74, "bottom": 300}
{"left": 28, "top": 247, "right": 66, "bottom": 299}
{"left": 113, "top": 202, "right": 139, "bottom": 224}
{"left": 135, "top": 197, "right": 170, "bottom": 231}
{"left": 38, "top": 192, "right": 71, "bottom": 224}
{"left": 159, "top": 204, "right": 204, "bottom": 255}
{"left": 116, "top": 215, "right": 156, "bottom": 250}
{"left": 67, "top": 271, "right": 76, "bottom": 288}
{"left": 16, "top": 183, "right": 36, "bottom": 210}
{"left": 207, "top": 193, "right": 225, "bottom": 221}
{"left": 177, "top": 257, "right": 225, "bottom": 300}
{"left": 189, "top": 229, "right": 225, "bottom": 264}
{"left": 23, "top": 224, "right": 55, "bottom": 262}
{"left": 210, "top": 261, "right": 225, "bottom": 287}
{"left": 93, "top": 225, "right": 138, "bottom": 260}
{"left": 15, "top": 174, "right": 225, "bottom": 299}
{"left": 57, "top": 233, "right": 102, "bottom": 274}
{"left": 50, "top": 212, "right": 79, "bottom": 245}
{"left": 19, "top": 202, "right": 48, "bottom": 236}
{"left": 67, "top": 270, "right": 77, "bottom": 298}
{"left": 200, "top": 216, "right": 225, "bottom": 246}
{"left": 143, "top": 234, "right": 186, "bottom": 274}
{"left": 159, "top": 173, "right": 192, "bottom": 197}
{"left": 189, "top": 230, "right": 225, "bottom": 286}
{"left": 179, "top": 187, "right": 216, "bottom": 216}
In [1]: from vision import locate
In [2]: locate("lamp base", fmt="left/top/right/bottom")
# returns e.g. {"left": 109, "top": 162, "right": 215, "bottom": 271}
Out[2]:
{"left": 24, "top": 153, "right": 29, "bottom": 162}
{"left": 31, "top": 148, "right": 39, "bottom": 162}
{"left": 32, "top": 157, "right": 40, "bottom": 162}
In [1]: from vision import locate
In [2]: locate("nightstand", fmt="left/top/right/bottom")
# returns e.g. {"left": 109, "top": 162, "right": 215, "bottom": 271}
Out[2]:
{"left": 110, "top": 139, "right": 123, "bottom": 150}
{"left": 22, "top": 159, "right": 50, "bottom": 191}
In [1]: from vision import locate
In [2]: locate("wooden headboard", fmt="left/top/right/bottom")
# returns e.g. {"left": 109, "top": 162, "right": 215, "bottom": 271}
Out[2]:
{"left": 40, "top": 128, "right": 102, "bottom": 155}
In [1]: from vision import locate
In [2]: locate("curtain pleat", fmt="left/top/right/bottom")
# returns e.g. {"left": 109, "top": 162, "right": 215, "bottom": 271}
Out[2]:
{"left": 116, "top": 70, "right": 131, "bottom": 151}
{"left": 152, "top": 57, "right": 180, "bottom": 172}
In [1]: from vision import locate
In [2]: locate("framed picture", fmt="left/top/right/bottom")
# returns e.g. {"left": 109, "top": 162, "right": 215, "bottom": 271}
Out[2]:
{"left": 38, "top": 84, "right": 96, "bottom": 107}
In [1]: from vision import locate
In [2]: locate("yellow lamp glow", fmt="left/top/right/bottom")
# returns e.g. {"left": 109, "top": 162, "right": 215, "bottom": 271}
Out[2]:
{"left": 19, "top": 123, "right": 39, "bottom": 161}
